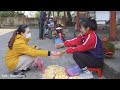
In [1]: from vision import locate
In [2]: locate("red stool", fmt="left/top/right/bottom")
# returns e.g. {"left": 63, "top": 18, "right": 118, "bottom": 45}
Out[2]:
{"left": 88, "top": 68, "right": 102, "bottom": 77}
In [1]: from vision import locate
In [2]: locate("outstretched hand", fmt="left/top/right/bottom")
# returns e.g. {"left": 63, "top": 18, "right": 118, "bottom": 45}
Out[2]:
{"left": 50, "top": 50, "right": 66, "bottom": 60}
{"left": 50, "top": 51, "right": 61, "bottom": 60}
{"left": 55, "top": 43, "right": 64, "bottom": 49}
{"left": 58, "top": 50, "right": 66, "bottom": 56}
{"left": 51, "top": 51, "right": 61, "bottom": 56}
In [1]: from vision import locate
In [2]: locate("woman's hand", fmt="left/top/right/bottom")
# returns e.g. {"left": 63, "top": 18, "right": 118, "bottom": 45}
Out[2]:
{"left": 35, "top": 46, "right": 41, "bottom": 50}
{"left": 55, "top": 43, "right": 64, "bottom": 49}
{"left": 50, "top": 51, "right": 61, "bottom": 60}
{"left": 58, "top": 50, "right": 66, "bottom": 56}
{"left": 51, "top": 51, "right": 61, "bottom": 56}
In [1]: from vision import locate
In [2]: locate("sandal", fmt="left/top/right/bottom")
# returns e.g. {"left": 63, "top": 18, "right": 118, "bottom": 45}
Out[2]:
{"left": 13, "top": 70, "right": 26, "bottom": 78}
{"left": 21, "top": 68, "right": 31, "bottom": 73}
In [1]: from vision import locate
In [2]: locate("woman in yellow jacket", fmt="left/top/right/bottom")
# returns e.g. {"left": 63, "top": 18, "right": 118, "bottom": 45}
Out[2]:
{"left": 5, "top": 24, "right": 59, "bottom": 76}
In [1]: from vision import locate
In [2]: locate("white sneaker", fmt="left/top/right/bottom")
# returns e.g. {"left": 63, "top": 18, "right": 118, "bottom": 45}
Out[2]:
{"left": 79, "top": 70, "right": 93, "bottom": 79}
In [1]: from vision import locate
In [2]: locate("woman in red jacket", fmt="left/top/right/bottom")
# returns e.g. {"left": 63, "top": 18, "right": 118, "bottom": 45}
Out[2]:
{"left": 56, "top": 17, "right": 104, "bottom": 79}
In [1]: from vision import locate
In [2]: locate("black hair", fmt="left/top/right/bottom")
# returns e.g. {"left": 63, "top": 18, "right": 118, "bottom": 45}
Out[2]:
{"left": 8, "top": 24, "right": 28, "bottom": 49}
{"left": 79, "top": 17, "right": 97, "bottom": 31}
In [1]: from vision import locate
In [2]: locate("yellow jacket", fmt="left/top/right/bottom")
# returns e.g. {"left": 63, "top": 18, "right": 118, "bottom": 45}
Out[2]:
{"left": 5, "top": 35, "right": 48, "bottom": 72}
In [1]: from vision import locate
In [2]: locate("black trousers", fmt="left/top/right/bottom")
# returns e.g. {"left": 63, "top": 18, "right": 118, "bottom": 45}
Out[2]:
{"left": 73, "top": 52, "right": 104, "bottom": 69}
{"left": 39, "top": 23, "right": 44, "bottom": 39}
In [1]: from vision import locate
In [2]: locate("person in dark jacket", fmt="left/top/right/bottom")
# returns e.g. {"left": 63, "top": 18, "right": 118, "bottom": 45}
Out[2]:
{"left": 39, "top": 11, "right": 47, "bottom": 40}
{"left": 56, "top": 17, "right": 104, "bottom": 79}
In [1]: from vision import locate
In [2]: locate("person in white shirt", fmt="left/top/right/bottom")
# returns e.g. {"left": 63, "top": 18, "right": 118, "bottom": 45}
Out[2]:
{"left": 47, "top": 18, "right": 55, "bottom": 39}
{"left": 48, "top": 18, "right": 55, "bottom": 30}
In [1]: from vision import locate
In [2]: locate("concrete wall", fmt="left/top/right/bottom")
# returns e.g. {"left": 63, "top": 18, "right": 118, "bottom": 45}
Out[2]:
{"left": 0, "top": 17, "right": 38, "bottom": 28}
{"left": 27, "top": 18, "right": 38, "bottom": 26}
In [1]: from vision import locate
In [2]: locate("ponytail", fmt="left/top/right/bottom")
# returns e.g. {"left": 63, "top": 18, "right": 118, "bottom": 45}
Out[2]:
{"left": 8, "top": 24, "right": 28, "bottom": 49}
{"left": 90, "top": 18, "right": 97, "bottom": 31}
{"left": 80, "top": 17, "right": 97, "bottom": 31}
{"left": 8, "top": 30, "right": 18, "bottom": 49}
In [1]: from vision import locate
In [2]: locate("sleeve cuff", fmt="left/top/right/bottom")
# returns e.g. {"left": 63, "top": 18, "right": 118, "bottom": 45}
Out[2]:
{"left": 48, "top": 51, "right": 51, "bottom": 56}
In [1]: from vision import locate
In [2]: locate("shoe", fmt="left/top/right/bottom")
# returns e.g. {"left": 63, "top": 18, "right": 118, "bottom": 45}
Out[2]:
{"left": 79, "top": 70, "right": 93, "bottom": 79}
{"left": 40, "top": 38, "right": 44, "bottom": 40}
{"left": 21, "top": 68, "right": 31, "bottom": 73}
{"left": 13, "top": 70, "right": 26, "bottom": 78}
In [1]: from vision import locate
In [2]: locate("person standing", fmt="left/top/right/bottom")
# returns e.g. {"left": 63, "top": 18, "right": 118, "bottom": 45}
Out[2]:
{"left": 39, "top": 11, "right": 47, "bottom": 40}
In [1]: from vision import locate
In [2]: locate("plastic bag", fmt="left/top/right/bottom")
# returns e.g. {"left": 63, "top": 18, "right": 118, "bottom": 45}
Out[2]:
{"left": 65, "top": 65, "right": 82, "bottom": 76}
{"left": 32, "top": 57, "right": 44, "bottom": 70}
{"left": 55, "top": 38, "right": 64, "bottom": 48}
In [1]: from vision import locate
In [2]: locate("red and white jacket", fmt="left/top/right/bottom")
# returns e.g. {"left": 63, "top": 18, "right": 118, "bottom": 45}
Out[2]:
{"left": 64, "top": 30, "right": 104, "bottom": 59}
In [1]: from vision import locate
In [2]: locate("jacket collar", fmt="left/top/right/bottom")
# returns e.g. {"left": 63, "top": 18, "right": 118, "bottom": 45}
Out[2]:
{"left": 16, "top": 34, "right": 31, "bottom": 43}
{"left": 84, "top": 30, "right": 94, "bottom": 36}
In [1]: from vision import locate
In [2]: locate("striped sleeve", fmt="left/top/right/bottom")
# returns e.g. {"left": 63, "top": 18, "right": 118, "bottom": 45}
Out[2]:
{"left": 66, "top": 32, "right": 97, "bottom": 54}
{"left": 64, "top": 36, "right": 82, "bottom": 47}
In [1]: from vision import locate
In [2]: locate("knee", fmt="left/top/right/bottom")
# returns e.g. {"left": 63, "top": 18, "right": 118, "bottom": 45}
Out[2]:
{"left": 73, "top": 52, "right": 80, "bottom": 59}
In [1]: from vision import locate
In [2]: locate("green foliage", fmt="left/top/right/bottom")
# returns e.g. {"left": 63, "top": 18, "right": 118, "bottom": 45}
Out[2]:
{"left": 35, "top": 11, "right": 40, "bottom": 19}
{"left": 105, "top": 42, "right": 115, "bottom": 53}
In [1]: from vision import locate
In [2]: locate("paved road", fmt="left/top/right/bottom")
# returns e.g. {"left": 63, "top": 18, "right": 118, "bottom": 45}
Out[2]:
{"left": 0, "top": 27, "right": 105, "bottom": 79}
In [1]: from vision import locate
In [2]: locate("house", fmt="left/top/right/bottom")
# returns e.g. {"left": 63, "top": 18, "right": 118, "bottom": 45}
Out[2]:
{"left": 89, "top": 11, "right": 120, "bottom": 25}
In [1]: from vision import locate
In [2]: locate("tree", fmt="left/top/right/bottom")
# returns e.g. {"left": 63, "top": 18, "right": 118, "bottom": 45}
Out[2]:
{"left": 35, "top": 11, "right": 40, "bottom": 19}
{"left": 67, "top": 11, "right": 72, "bottom": 26}
{"left": 57, "top": 11, "right": 60, "bottom": 17}
{"left": 48, "top": 11, "right": 51, "bottom": 19}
